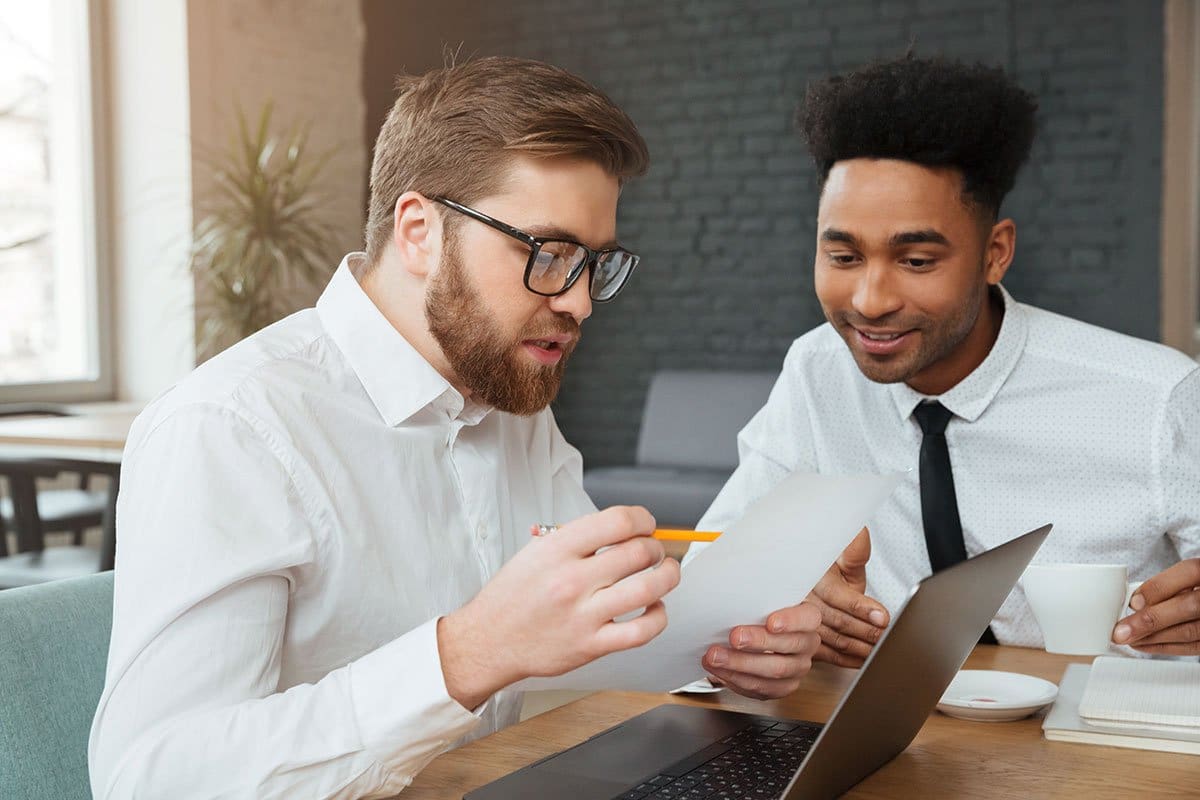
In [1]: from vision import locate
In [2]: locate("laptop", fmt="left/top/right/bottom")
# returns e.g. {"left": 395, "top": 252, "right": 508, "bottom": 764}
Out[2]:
{"left": 465, "top": 524, "right": 1052, "bottom": 800}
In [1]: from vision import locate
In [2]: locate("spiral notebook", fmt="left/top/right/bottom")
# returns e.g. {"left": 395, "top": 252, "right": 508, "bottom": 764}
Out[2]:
{"left": 1044, "top": 660, "right": 1200, "bottom": 754}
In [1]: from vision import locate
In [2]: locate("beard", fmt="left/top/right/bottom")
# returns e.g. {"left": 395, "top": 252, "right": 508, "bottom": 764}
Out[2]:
{"left": 425, "top": 238, "right": 580, "bottom": 415}
{"left": 828, "top": 276, "right": 988, "bottom": 386}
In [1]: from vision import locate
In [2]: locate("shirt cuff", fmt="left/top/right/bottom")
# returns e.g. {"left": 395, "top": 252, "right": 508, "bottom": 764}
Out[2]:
{"left": 348, "top": 617, "right": 482, "bottom": 769}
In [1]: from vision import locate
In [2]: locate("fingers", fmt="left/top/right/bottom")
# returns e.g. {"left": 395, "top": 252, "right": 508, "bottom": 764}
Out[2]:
{"left": 816, "top": 622, "right": 876, "bottom": 661}
{"left": 812, "top": 573, "right": 889, "bottom": 628}
{"left": 1127, "top": 619, "right": 1200, "bottom": 647}
{"left": 591, "top": 557, "right": 680, "bottom": 622}
{"left": 702, "top": 646, "right": 814, "bottom": 700}
{"left": 837, "top": 527, "right": 872, "bottom": 573}
{"left": 592, "top": 599, "right": 669, "bottom": 653}
{"left": 726, "top": 624, "right": 821, "bottom": 657}
{"left": 1113, "top": 588, "right": 1200, "bottom": 644}
{"left": 703, "top": 665, "right": 804, "bottom": 701}
{"left": 1129, "top": 559, "right": 1200, "bottom": 610}
{"left": 813, "top": 642, "right": 866, "bottom": 669}
{"left": 808, "top": 592, "right": 885, "bottom": 650}
{"left": 1131, "top": 640, "right": 1200, "bottom": 656}
{"left": 556, "top": 506, "right": 656, "bottom": 556}
{"left": 763, "top": 602, "right": 822, "bottom": 635}
{"left": 588, "top": 534, "right": 667, "bottom": 587}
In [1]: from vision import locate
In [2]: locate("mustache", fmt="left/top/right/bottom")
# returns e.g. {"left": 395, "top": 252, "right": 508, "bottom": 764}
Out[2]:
{"left": 521, "top": 314, "right": 581, "bottom": 342}
{"left": 834, "top": 310, "right": 924, "bottom": 330}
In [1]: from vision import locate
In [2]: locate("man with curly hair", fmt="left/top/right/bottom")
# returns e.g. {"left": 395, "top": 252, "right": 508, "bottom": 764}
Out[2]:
{"left": 687, "top": 56, "right": 1200, "bottom": 680}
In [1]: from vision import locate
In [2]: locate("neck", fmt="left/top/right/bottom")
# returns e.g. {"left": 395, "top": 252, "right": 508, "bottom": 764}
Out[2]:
{"left": 906, "top": 286, "right": 1004, "bottom": 396}
{"left": 359, "top": 257, "right": 473, "bottom": 399}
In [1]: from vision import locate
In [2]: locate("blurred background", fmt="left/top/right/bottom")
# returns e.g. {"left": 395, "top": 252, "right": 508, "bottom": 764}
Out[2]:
{"left": 0, "top": 0, "right": 1196, "bottom": 477}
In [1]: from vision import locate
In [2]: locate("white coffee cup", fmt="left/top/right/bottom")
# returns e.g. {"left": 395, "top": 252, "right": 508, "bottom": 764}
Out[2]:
{"left": 1021, "top": 564, "right": 1140, "bottom": 656}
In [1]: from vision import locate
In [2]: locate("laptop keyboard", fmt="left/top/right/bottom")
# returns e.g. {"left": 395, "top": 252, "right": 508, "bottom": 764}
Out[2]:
{"left": 613, "top": 719, "right": 822, "bottom": 800}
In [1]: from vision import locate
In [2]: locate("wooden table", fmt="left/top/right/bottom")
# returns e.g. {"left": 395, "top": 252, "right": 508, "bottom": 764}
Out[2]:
{"left": 0, "top": 405, "right": 138, "bottom": 569}
{"left": 0, "top": 407, "right": 137, "bottom": 461}
{"left": 401, "top": 646, "right": 1200, "bottom": 799}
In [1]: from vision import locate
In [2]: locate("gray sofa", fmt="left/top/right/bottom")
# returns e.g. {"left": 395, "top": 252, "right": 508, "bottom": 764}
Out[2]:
{"left": 582, "top": 370, "right": 777, "bottom": 527}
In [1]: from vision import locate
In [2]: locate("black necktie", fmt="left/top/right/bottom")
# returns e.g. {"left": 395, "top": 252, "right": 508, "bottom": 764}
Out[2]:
{"left": 913, "top": 401, "right": 997, "bottom": 645}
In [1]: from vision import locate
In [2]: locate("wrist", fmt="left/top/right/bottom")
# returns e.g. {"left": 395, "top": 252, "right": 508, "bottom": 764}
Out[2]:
{"left": 437, "top": 608, "right": 514, "bottom": 710}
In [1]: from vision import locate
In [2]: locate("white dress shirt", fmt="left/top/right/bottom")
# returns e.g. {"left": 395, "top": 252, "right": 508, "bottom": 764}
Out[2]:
{"left": 89, "top": 254, "right": 597, "bottom": 799}
{"left": 690, "top": 286, "right": 1200, "bottom": 648}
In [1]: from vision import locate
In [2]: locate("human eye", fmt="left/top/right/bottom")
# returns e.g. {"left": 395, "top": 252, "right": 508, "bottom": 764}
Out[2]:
{"left": 824, "top": 251, "right": 860, "bottom": 267}
{"left": 901, "top": 255, "right": 937, "bottom": 270}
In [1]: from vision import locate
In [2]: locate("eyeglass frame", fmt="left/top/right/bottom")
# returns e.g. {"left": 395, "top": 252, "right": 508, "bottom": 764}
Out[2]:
{"left": 431, "top": 196, "right": 639, "bottom": 302}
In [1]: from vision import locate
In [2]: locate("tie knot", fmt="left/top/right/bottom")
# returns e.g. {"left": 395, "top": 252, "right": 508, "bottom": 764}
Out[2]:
{"left": 913, "top": 400, "right": 954, "bottom": 435}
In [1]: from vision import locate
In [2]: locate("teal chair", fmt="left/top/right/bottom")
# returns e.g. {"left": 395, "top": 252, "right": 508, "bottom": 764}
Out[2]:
{"left": 0, "top": 571, "right": 113, "bottom": 800}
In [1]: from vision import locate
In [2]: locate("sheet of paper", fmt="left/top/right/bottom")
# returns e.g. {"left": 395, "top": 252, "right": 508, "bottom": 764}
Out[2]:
{"left": 516, "top": 471, "right": 902, "bottom": 692}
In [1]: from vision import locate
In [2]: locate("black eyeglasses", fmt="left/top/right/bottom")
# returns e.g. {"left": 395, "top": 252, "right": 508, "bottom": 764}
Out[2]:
{"left": 432, "top": 197, "right": 639, "bottom": 302}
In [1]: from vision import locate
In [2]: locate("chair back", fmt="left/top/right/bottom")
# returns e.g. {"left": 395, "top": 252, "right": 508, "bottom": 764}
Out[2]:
{"left": 635, "top": 370, "right": 777, "bottom": 470}
{"left": 0, "top": 572, "right": 113, "bottom": 800}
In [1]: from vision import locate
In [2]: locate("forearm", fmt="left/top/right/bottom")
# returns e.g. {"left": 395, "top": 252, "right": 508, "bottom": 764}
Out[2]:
{"left": 91, "top": 619, "right": 480, "bottom": 799}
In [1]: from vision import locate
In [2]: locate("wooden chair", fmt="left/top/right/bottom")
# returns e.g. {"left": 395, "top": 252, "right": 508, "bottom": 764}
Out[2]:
{"left": 0, "top": 457, "right": 119, "bottom": 589}
{"left": 0, "top": 404, "right": 108, "bottom": 547}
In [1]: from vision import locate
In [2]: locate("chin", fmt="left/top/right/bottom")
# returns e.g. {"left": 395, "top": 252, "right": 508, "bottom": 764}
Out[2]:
{"left": 851, "top": 353, "right": 918, "bottom": 385}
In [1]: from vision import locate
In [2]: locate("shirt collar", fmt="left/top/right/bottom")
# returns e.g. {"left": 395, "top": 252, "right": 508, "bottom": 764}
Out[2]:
{"left": 888, "top": 284, "right": 1029, "bottom": 423}
{"left": 316, "top": 253, "right": 492, "bottom": 427}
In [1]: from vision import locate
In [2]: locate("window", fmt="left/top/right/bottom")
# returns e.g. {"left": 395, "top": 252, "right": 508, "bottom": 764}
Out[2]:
{"left": 1162, "top": 0, "right": 1200, "bottom": 357}
{"left": 0, "top": 0, "right": 111, "bottom": 400}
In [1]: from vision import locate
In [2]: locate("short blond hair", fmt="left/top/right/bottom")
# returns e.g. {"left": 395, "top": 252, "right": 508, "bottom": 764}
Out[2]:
{"left": 364, "top": 56, "right": 650, "bottom": 266}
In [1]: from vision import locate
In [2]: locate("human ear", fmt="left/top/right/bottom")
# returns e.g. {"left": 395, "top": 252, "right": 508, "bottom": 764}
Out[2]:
{"left": 392, "top": 192, "right": 442, "bottom": 279}
{"left": 984, "top": 219, "right": 1016, "bottom": 284}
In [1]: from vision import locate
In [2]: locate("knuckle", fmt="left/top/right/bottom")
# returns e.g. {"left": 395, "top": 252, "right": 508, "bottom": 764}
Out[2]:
{"left": 1185, "top": 591, "right": 1200, "bottom": 616}
{"left": 545, "top": 574, "right": 580, "bottom": 606}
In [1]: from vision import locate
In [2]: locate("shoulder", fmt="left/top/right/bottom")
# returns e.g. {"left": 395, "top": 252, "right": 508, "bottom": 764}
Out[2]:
{"left": 129, "top": 310, "right": 340, "bottom": 453}
{"left": 1019, "top": 303, "right": 1199, "bottom": 396}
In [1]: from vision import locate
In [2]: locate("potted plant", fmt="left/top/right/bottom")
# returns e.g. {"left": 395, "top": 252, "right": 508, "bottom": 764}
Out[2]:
{"left": 189, "top": 105, "right": 339, "bottom": 358}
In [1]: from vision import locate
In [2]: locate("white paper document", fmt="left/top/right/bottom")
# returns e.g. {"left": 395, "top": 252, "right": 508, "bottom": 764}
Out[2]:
{"left": 517, "top": 471, "right": 901, "bottom": 692}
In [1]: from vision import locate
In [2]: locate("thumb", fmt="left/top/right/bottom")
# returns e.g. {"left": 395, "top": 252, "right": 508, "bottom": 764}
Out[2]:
{"left": 837, "top": 527, "right": 872, "bottom": 572}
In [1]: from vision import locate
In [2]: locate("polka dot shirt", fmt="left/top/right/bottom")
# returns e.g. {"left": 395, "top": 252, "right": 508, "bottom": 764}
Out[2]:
{"left": 691, "top": 286, "right": 1200, "bottom": 648}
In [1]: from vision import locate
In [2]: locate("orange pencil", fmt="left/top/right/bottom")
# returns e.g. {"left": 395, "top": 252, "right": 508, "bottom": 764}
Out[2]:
{"left": 531, "top": 524, "right": 720, "bottom": 542}
{"left": 651, "top": 528, "right": 721, "bottom": 542}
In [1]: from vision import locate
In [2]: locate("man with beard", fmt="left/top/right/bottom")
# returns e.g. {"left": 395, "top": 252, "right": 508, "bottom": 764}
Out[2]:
{"left": 687, "top": 56, "right": 1200, "bottom": 678}
{"left": 89, "top": 58, "right": 823, "bottom": 799}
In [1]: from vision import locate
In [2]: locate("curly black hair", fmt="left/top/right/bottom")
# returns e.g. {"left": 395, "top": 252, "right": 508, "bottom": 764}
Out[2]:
{"left": 797, "top": 56, "right": 1038, "bottom": 219}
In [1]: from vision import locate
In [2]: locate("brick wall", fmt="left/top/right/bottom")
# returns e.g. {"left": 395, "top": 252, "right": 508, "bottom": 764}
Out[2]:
{"left": 363, "top": 0, "right": 1164, "bottom": 468}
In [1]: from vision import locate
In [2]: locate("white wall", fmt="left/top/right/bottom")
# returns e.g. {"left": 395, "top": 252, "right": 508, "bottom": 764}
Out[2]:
{"left": 107, "top": 0, "right": 196, "bottom": 402}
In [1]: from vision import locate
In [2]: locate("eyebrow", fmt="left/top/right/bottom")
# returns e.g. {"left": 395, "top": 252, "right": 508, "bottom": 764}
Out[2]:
{"left": 819, "top": 228, "right": 951, "bottom": 248}
{"left": 820, "top": 228, "right": 859, "bottom": 246}
{"left": 527, "top": 224, "right": 620, "bottom": 251}
{"left": 889, "top": 229, "right": 951, "bottom": 247}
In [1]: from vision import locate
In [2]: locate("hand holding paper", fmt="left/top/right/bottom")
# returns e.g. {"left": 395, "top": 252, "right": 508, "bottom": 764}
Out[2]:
{"left": 701, "top": 600, "right": 823, "bottom": 700}
{"left": 806, "top": 527, "right": 892, "bottom": 668}
{"left": 516, "top": 471, "right": 901, "bottom": 692}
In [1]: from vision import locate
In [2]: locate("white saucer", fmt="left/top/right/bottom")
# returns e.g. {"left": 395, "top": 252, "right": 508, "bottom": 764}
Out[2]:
{"left": 669, "top": 678, "right": 724, "bottom": 695}
{"left": 937, "top": 670, "right": 1058, "bottom": 722}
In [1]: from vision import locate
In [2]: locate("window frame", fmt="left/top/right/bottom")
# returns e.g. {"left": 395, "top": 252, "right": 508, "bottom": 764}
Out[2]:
{"left": 1161, "top": 0, "right": 1200, "bottom": 357}
{"left": 0, "top": 0, "right": 114, "bottom": 403}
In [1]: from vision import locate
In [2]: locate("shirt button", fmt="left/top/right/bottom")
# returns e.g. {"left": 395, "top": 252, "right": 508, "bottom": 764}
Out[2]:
{"left": 477, "top": 523, "right": 488, "bottom": 540}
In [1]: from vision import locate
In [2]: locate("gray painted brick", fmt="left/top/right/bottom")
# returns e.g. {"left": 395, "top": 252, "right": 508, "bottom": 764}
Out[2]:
{"left": 418, "top": 0, "right": 1163, "bottom": 468}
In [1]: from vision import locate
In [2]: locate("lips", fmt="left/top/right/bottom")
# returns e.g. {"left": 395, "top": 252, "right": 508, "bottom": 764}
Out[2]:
{"left": 852, "top": 327, "right": 914, "bottom": 355}
{"left": 520, "top": 333, "right": 576, "bottom": 365}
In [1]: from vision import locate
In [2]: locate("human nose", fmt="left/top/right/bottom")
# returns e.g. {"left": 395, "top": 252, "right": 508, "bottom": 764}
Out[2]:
{"left": 851, "top": 262, "right": 903, "bottom": 320}
{"left": 547, "top": 268, "right": 593, "bottom": 324}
